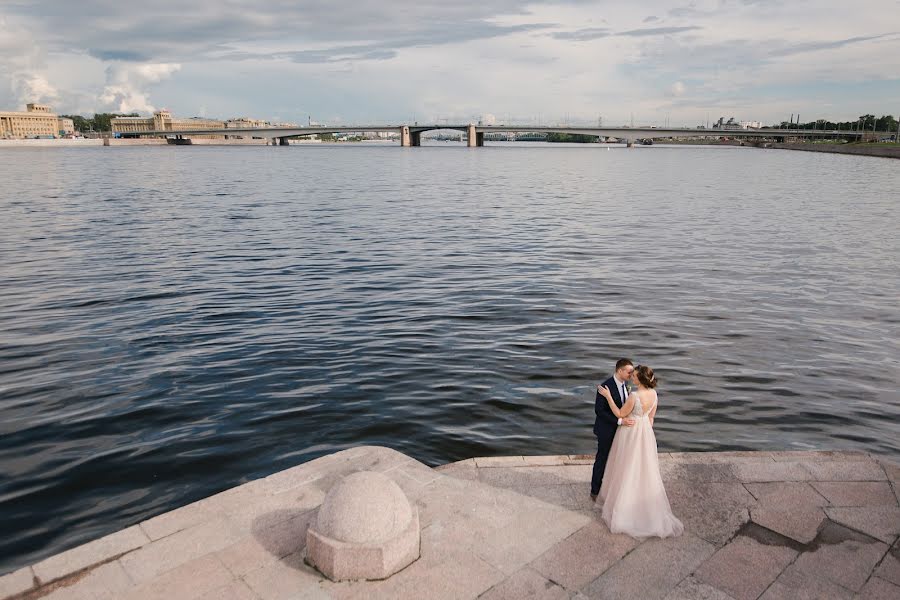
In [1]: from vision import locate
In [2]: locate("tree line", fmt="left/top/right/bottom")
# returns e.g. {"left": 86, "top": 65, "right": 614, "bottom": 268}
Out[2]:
{"left": 58, "top": 113, "right": 140, "bottom": 133}
{"left": 775, "top": 114, "right": 898, "bottom": 132}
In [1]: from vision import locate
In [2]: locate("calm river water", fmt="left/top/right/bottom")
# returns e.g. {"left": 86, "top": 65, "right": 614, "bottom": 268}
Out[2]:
{"left": 1, "top": 142, "right": 898, "bottom": 572}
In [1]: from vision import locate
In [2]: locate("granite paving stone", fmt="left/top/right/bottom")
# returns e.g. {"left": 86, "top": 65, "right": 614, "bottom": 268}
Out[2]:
{"left": 666, "top": 481, "right": 759, "bottom": 508}
{"left": 670, "top": 503, "right": 751, "bottom": 547}
{"left": 356, "top": 550, "right": 505, "bottom": 600}
{"left": 520, "top": 455, "right": 571, "bottom": 467}
{"left": 810, "top": 481, "right": 897, "bottom": 507}
{"left": 750, "top": 506, "right": 826, "bottom": 544}
{"left": 732, "top": 461, "right": 812, "bottom": 482}
{"left": 758, "top": 564, "right": 854, "bottom": 600}
{"left": 666, "top": 452, "right": 774, "bottom": 464}
{"left": 476, "top": 465, "right": 591, "bottom": 488}
{"left": 855, "top": 576, "right": 900, "bottom": 599}
{"left": 139, "top": 500, "right": 217, "bottom": 541}
{"left": 473, "top": 456, "right": 526, "bottom": 468}
{"left": 433, "top": 464, "right": 479, "bottom": 481}
{"left": 786, "top": 521, "right": 888, "bottom": 592}
{"left": 471, "top": 505, "right": 591, "bottom": 575}
{"left": 226, "top": 485, "right": 325, "bottom": 528}
{"left": 477, "top": 567, "right": 569, "bottom": 600}
{"left": 771, "top": 451, "right": 872, "bottom": 462}
{"left": 565, "top": 455, "right": 594, "bottom": 464}
{"left": 824, "top": 506, "right": 900, "bottom": 544}
{"left": 42, "top": 560, "right": 135, "bottom": 600}
{"left": 694, "top": 535, "right": 798, "bottom": 600}
{"left": 435, "top": 458, "right": 475, "bottom": 470}
{"left": 196, "top": 580, "right": 261, "bottom": 600}
{"left": 120, "top": 517, "right": 245, "bottom": 583}
{"left": 743, "top": 482, "right": 829, "bottom": 507}
{"left": 9, "top": 449, "right": 899, "bottom": 600}
{"left": 241, "top": 552, "right": 327, "bottom": 600}
{"left": 121, "top": 554, "right": 234, "bottom": 600}
{"left": 881, "top": 459, "right": 900, "bottom": 483}
{"left": 32, "top": 525, "right": 151, "bottom": 584}
{"left": 666, "top": 481, "right": 757, "bottom": 545}
{"left": 215, "top": 512, "right": 315, "bottom": 577}
{"left": 0, "top": 566, "right": 34, "bottom": 598}
{"left": 662, "top": 576, "right": 737, "bottom": 600}
{"left": 582, "top": 533, "right": 715, "bottom": 600}
{"left": 872, "top": 539, "right": 900, "bottom": 586}
{"left": 529, "top": 521, "right": 637, "bottom": 591}
{"left": 802, "top": 460, "right": 887, "bottom": 482}
{"left": 503, "top": 483, "right": 581, "bottom": 510}
{"left": 660, "top": 462, "right": 739, "bottom": 483}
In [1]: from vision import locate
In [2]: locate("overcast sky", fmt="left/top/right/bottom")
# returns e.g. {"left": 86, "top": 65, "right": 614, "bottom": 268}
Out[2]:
{"left": 2, "top": 0, "right": 899, "bottom": 126}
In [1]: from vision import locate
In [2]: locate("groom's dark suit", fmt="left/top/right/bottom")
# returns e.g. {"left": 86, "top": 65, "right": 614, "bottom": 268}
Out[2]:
{"left": 591, "top": 375, "right": 626, "bottom": 496}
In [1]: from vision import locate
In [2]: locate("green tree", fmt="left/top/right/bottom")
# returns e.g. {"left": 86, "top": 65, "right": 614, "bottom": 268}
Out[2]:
{"left": 546, "top": 132, "right": 598, "bottom": 143}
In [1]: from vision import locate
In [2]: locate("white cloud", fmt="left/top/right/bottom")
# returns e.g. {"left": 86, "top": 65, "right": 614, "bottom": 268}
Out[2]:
{"left": 98, "top": 63, "right": 181, "bottom": 113}
{"left": 13, "top": 73, "right": 59, "bottom": 105}
{"left": 0, "top": 1, "right": 898, "bottom": 123}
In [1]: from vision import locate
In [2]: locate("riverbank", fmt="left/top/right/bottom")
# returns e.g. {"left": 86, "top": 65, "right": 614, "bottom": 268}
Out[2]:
{"left": 2, "top": 447, "right": 897, "bottom": 599}
{"left": 770, "top": 142, "right": 900, "bottom": 159}
{"left": 0, "top": 138, "right": 308, "bottom": 147}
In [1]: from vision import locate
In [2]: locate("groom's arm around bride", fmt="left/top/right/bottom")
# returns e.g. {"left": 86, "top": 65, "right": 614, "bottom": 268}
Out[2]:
{"left": 590, "top": 359, "right": 636, "bottom": 500}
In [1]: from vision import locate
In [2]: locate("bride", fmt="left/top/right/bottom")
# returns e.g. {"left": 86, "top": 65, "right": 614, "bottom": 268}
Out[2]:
{"left": 597, "top": 365, "right": 683, "bottom": 538}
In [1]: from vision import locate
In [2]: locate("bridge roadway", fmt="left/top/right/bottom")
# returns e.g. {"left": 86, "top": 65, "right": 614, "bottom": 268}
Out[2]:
{"left": 122, "top": 124, "right": 875, "bottom": 147}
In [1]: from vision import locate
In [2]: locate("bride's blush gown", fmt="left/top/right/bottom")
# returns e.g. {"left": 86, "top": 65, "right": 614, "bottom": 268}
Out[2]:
{"left": 599, "top": 393, "right": 684, "bottom": 538}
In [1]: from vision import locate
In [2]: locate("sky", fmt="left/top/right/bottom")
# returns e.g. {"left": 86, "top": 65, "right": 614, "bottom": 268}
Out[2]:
{"left": 1, "top": 0, "right": 899, "bottom": 126}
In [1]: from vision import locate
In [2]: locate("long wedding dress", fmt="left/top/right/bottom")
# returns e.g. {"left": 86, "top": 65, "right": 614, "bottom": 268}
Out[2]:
{"left": 599, "top": 393, "right": 683, "bottom": 538}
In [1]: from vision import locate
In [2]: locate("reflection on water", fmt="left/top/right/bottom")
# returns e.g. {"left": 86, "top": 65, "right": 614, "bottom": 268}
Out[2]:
{"left": 0, "top": 143, "right": 898, "bottom": 572}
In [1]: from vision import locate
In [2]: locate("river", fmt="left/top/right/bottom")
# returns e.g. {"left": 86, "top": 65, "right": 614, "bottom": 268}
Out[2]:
{"left": 1, "top": 142, "right": 898, "bottom": 572}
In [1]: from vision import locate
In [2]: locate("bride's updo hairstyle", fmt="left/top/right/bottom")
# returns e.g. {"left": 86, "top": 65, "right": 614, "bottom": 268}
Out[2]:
{"left": 635, "top": 365, "right": 658, "bottom": 389}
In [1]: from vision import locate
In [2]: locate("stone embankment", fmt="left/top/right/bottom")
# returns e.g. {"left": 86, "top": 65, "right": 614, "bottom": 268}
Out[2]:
{"left": 1, "top": 447, "right": 898, "bottom": 599}
{"left": 770, "top": 143, "right": 900, "bottom": 159}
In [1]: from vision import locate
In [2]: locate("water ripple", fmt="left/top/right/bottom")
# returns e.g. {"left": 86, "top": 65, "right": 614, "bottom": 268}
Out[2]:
{"left": 0, "top": 143, "right": 898, "bottom": 573}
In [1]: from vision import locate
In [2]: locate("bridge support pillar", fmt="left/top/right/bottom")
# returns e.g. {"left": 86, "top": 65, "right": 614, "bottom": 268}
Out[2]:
{"left": 410, "top": 131, "right": 421, "bottom": 147}
{"left": 466, "top": 124, "right": 478, "bottom": 147}
{"left": 626, "top": 139, "right": 634, "bottom": 148}
{"left": 279, "top": 137, "right": 289, "bottom": 146}
{"left": 476, "top": 132, "right": 484, "bottom": 147}
{"left": 400, "top": 126, "right": 411, "bottom": 147}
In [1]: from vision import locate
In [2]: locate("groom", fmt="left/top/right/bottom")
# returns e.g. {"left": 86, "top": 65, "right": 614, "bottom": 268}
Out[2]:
{"left": 590, "top": 358, "right": 636, "bottom": 501}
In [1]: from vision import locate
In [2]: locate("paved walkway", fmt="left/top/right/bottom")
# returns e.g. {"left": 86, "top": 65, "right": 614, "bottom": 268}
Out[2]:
{"left": 2, "top": 448, "right": 898, "bottom": 599}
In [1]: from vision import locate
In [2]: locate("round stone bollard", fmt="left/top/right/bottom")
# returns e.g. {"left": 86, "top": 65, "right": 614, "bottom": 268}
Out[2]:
{"left": 306, "top": 471, "right": 420, "bottom": 581}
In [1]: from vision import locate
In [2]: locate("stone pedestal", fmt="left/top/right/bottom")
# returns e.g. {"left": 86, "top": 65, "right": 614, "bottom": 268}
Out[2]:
{"left": 306, "top": 471, "right": 420, "bottom": 581}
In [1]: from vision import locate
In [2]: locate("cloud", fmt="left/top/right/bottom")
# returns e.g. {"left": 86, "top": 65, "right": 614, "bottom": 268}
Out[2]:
{"left": 0, "top": 1, "right": 898, "bottom": 124}
{"left": 13, "top": 73, "right": 60, "bottom": 105}
{"left": 618, "top": 26, "right": 702, "bottom": 37}
{"left": 551, "top": 27, "right": 611, "bottom": 41}
{"left": 768, "top": 33, "right": 897, "bottom": 57}
{"left": 98, "top": 63, "right": 181, "bottom": 113}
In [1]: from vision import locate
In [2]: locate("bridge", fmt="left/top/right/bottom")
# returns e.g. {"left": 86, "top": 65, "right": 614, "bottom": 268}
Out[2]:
{"left": 121, "top": 124, "right": 885, "bottom": 147}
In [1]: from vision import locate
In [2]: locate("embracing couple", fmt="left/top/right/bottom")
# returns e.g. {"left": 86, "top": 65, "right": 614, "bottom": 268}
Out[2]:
{"left": 590, "top": 358, "right": 684, "bottom": 538}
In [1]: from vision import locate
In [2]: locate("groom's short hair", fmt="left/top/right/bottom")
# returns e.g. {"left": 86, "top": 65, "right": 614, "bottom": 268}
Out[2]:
{"left": 615, "top": 358, "right": 634, "bottom": 371}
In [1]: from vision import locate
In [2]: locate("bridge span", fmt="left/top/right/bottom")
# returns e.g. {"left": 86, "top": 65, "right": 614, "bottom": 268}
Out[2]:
{"left": 123, "top": 124, "right": 877, "bottom": 147}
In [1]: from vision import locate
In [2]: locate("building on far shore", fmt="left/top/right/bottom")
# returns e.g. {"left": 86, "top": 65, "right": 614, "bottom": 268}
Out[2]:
{"left": 58, "top": 117, "right": 75, "bottom": 136}
{"left": 1, "top": 103, "right": 62, "bottom": 138}
{"left": 111, "top": 110, "right": 226, "bottom": 138}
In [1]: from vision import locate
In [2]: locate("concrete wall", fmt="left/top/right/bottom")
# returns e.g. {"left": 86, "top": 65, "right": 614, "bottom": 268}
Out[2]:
{"left": 0, "top": 138, "right": 103, "bottom": 147}
{"left": 771, "top": 143, "right": 900, "bottom": 159}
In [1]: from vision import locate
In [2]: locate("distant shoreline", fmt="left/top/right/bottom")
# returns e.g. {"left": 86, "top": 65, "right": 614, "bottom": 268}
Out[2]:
{"left": 768, "top": 142, "right": 900, "bottom": 159}
{"left": 2, "top": 138, "right": 898, "bottom": 158}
